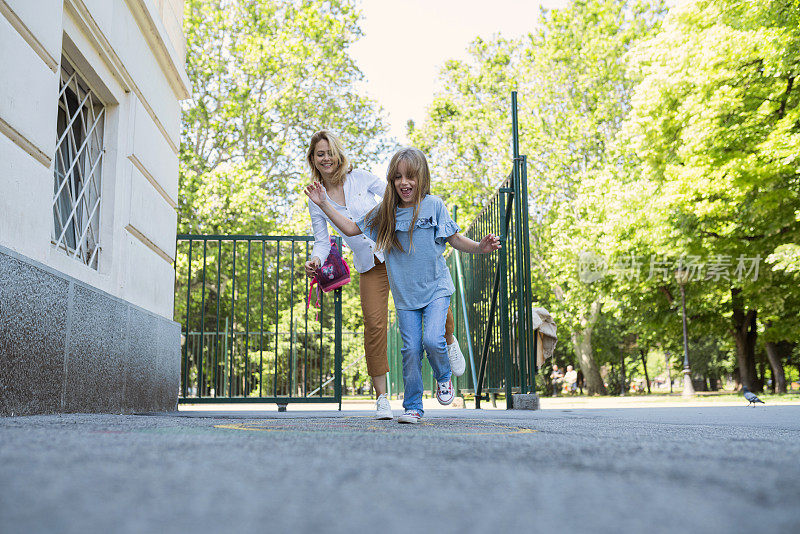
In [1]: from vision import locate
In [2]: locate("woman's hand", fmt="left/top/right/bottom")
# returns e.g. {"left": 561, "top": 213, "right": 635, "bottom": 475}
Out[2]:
{"left": 304, "top": 181, "right": 327, "bottom": 206}
{"left": 305, "top": 180, "right": 363, "bottom": 237}
{"left": 304, "top": 257, "right": 321, "bottom": 277}
{"left": 477, "top": 233, "right": 501, "bottom": 253}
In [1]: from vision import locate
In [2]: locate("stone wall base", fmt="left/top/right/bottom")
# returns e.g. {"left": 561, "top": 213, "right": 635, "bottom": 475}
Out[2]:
{"left": 0, "top": 245, "right": 180, "bottom": 416}
{"left": 512, "top": 393, "right": 540, "bottom": 410}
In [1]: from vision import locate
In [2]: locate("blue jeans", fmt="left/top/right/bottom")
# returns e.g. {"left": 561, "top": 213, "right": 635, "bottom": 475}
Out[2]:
{"left": 395, "top": 296, "right": 452, "bottom": 414}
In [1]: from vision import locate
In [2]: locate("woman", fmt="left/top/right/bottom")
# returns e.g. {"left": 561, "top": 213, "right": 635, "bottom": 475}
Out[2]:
{"left": 304, "top": 130, "right": 464, "bottom": 419}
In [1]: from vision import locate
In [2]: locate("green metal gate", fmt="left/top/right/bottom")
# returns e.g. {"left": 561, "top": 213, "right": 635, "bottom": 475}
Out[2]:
{"left": 387, "top": 92, "right": 538, "bottom": 408}
{"left": 174, "top": 235, "right": 343, "bottom": 409}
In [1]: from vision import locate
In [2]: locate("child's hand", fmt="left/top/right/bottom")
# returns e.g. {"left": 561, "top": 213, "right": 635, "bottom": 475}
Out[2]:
{"left": 477, "top": 233, "right": 501, "bottom": 253}
{"left": 304, "top": 181, "right": 327, "bottom": 206}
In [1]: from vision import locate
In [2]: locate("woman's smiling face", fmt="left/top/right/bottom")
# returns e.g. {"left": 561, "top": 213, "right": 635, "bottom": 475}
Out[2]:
{"left": 313, "top": 139, "right": 336, "bottom": 181}
{"left": 393, "top": 159, "right": 417, "bottom": 208}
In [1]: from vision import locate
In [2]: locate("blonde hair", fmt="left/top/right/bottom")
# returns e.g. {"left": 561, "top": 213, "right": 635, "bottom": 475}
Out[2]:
{"left": 367, "top": 147, "right": 431, "bottom": 254}
{"left": 306, "top": 130, "right": 352, "bottom": 186}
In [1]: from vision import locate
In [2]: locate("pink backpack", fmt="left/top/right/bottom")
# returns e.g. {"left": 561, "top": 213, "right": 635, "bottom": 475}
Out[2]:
{"left": 307, "top": 237, "right": 351, "bottom": 308}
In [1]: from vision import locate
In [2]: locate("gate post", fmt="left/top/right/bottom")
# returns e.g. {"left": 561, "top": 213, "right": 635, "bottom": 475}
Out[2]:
{"left": 521, "top": 154, "right": 537, "bottom": 394}
{"left": 511, "top": 91, "right": 529, "bottom": 395}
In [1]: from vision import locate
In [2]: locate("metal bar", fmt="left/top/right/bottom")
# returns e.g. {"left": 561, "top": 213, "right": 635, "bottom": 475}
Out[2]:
{"left": 52, "top": 108, "right": 105, "bottom": 210}
{"left": 260, "top": 240, "right": 265, "bottom": 397}
{"left": 511, "top": 91, "right": 520, "bottom": 158}
{"left": 455, "top": 248, "right": 478, "bottom": 389}
{"left": 521, "top": 155, "right": 537, "bottom": 392}
{"left": 54, "top": 85, "right": 96, "bottom": 151}
{"left": 177, "top": 234, "right": 316, "bottom": 242}
{"left": 511, "top": 92, "right": 527, "bottom": 394}
{"left": 335, "top": 268, "right": 343, "bottom": 411}
{"left": 476, "top": 251, "right": 501, "bottom": 409}
{"left": 178, "top": 396, "right": 338, "bottom": 404}
{"left": 274, "top": 241, "right": 280, "bottom": 397}
{"left": 289, "top": 240, "right": 295, "bottom": 397}
{"left": 244, "top": 240, "right": 252, "bottom": 396}
{"left": 223, "top": 316, "right": 228, "bottom": 395}
{"left": 57, "top": 71, "right": 77, "bottom": 99}
{"left": 214, "top": 240, "right": 222, "bottom": 397}
{"left": 319, "top": 282, "right": 324, "bottom": 396}
{"left": 304, "top": 241, "right": 309, "bottom": 397}
{"left": 499, "top": 189, "right": 513, "bottom": 408}
{"left": 198, "top": 240, "right": 207, "bottom": 396}
{"left": 229, "top": 241, "right": 236, "bottom": 398}
{"left": 182, "top": 239, "right": 192, "bottom": 398}
{"left": 68, "top": 195, "right": 101, "bottom": 261}
{"left": 53, "top": 151, "right": 103, "bottom": 249}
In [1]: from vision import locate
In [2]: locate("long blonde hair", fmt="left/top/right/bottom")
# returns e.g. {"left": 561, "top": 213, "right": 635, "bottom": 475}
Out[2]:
{"left": 367, "top": 147, "right": 431, "bottom": 254}
{"left": 305, "top": 130, "right": 352, "bottom": 186}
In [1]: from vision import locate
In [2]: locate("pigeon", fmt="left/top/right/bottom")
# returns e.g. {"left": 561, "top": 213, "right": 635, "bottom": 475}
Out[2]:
{"left": 742, "top": 386, "right": 765, "bottom": 407}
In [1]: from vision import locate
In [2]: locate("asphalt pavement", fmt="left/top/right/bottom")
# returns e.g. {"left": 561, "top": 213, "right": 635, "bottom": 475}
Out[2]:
{"left": 1, "top": 405, "right": 798, "bottom": 533}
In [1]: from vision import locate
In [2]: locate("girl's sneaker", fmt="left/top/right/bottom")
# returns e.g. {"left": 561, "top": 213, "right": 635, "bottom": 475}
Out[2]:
{"left": 398, "top": 409, "right": 423, "bottom": 424}
{"left": 436, "top": 377, "right": 455, "bottom": 405}
{"left": 447, "top": 339, "right": 466, "bottom": 377}
{"left": 375, "top": 393, "right": 393, "bottom": 420}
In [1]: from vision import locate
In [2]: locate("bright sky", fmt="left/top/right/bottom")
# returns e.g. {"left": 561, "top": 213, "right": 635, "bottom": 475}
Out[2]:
{"left": 350, "top": 0, "right": 568, "bottom": 173}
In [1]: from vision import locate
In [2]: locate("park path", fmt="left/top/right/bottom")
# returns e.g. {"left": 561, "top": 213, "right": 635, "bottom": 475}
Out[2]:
{"left": 1, "top": 405, "right": 798, "bottom": 533}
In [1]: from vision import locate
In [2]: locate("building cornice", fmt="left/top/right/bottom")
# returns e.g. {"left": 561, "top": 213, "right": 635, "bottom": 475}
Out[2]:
{"left": 0, "top": 0, "right": 58, "bottom": 72}
{"left": 125, "top": 0, "right": 191, "bottom": 100}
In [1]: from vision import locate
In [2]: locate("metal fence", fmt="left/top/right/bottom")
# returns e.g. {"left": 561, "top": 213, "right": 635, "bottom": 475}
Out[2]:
{"left": 174, "top": 235, "right": 343, "bottom": 407}
{"left": 387, "top": 92, "right": 538, "bottom": 408}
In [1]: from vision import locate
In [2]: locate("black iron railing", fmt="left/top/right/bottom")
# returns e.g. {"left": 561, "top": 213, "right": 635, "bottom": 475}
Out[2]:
{"left": 174, "top": 235, "right": 343, "bottom": 408}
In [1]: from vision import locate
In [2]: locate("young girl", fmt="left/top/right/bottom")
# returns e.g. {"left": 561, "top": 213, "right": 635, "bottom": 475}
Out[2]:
{"left": 303, "top": 130, "right": 465, "bottom": 421}
{"left": 305, "top": 147, "right": 500, "bottom": 423}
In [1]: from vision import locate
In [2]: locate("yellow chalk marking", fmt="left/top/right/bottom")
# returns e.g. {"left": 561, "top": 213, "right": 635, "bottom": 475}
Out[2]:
{"left": 214, "top": 421, "right": 538, "bottom": 435}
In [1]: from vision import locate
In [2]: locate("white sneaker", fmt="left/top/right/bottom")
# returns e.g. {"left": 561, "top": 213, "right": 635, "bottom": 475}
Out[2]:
{"left": 398, "top": 409, "right": 423, "bottom": 424}
{"left": 375, "top": 393, "right": 393, "bottom": 420}
{"left": 447, "top": 339, "right": 466, "bottom": 377}
{"left": 436, "top": 377, "right": 455, "bottom": 405}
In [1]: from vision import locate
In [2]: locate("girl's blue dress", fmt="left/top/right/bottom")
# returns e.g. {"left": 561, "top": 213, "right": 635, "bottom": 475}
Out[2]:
{"left": 357, "top": 195, "right": 460, "bottom": 310}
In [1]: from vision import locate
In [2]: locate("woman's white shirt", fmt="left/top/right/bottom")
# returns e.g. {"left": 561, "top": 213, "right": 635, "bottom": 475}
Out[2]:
{"left": 308, "top": 168, "right": 386, "bottom": 274}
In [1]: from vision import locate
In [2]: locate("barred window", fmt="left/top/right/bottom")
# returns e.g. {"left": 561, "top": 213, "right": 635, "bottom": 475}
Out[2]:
{"left": 53, "top": 58, "right": 105, "bottom": 269}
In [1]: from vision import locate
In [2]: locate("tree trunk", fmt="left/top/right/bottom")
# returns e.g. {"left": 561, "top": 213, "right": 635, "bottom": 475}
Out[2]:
{"left": 730, "top": 288, "right": 758, "bottom": 391}
{"left": 640, "top": 350, "right": 651, "bottom": 394}
{"left": 765, "top": 343, "right": 787, "bottom": 393}
{"left": 571, "top": 300, "right": 606, "bottom": 395}
{"left": 757, "top": 360, "right": 766, "bottom": 392}
{"left": 664, "top": 352, "right": 673, "bottom": 393}
{"left": 708, "top": 371, "right": 719, "bottom": 391}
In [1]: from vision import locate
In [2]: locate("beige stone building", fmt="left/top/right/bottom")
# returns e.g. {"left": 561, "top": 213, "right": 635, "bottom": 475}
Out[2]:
{"left": 0, "top": 0, "right": 189, "bottom": 415}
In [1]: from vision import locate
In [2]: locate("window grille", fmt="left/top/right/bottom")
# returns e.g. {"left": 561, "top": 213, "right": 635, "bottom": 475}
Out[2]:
{"left": 53, "top": 58, "right": 105, "bottom": 269}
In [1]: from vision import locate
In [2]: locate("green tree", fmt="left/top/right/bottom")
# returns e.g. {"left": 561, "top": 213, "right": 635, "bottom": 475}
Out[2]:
{"left": 180, "top": 0, "right": 392, "bottom": 235}
{"left": 622, "top": 0, "right": 800, "bottom": 390}
{"left": 412, "top": 0, "right": 665, "bottom": 394}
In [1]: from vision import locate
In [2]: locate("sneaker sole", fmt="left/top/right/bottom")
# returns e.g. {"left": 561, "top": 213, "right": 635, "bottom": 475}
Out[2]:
{"left": 449, "top": 352, "right": 466, "bottom": 376}
{"left": 437, "top": 396, "right": 454, "bottom": 406}
{"left": 448, "top": 344, "right": 466, "bottom": 377}
{"left": 375, "top": 414, "right": 393, "bottom": 420}
{"left": 398, "top": 417, "right": 423, "bottom": 424}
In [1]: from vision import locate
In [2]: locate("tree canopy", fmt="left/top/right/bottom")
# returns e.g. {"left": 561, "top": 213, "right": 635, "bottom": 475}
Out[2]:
{"left": 177, "top": 0, "right": 800, "bottom": 396}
